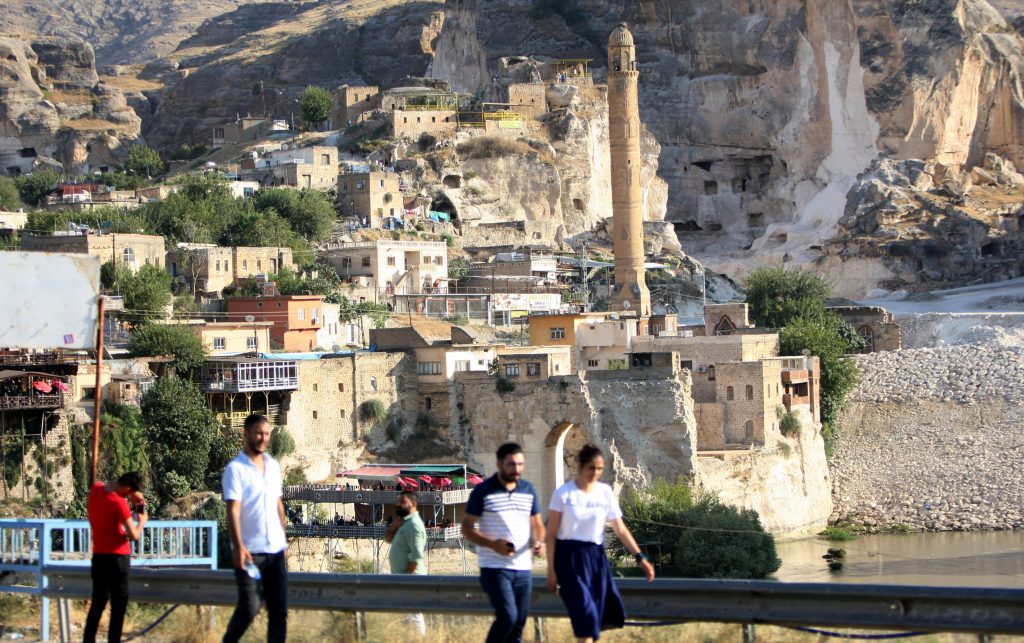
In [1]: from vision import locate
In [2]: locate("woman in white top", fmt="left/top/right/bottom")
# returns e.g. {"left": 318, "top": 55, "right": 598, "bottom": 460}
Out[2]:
{"left": 546, "top": 444, "right": 655, "bottom": 642}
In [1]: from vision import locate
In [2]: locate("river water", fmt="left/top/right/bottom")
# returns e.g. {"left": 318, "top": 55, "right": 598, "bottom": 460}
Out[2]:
{"left": 775, "top": 530, "right": 1024, "bottom": 587}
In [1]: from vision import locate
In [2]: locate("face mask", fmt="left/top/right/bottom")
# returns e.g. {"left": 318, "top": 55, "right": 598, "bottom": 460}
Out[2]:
{"left": 395, "top": 506, "right": 410, "bottom": 518}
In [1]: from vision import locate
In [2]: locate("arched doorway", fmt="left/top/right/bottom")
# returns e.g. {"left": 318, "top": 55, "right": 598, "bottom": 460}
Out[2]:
{"left": 543, "top": 421, "right": 588, "bottom": 502}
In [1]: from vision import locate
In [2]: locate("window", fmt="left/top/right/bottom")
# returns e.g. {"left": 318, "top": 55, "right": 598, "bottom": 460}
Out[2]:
{"left": 550, "top": 327, "right": 566, "bottom": 340}
{"left": 313, "top": 410, "right": 318, "bottom": 420}
{"left": 246, "top": 337, "right": 257, "bottom": 350}
{"left": 215, "top": 260, "right": 221, "bottom": 272}
{"left": 340, "top": 409, "right": 346, "bottom": 418}
{"left": 425, "top": 397, "right": 432, "bottom": 410}
{"left": 455, "top": 360, "right": 470, "bottom": 372}
{"left": 707, "top": 365, "right": 716, "bottom": 381}
{"left": 213, "top": 337, "right": 226, "bottom": 350}
{"left": 357, "top": 181, "right": 365, "bottom": 189}
{"left": 257, "top": 260, "right": 262, "bottom": 270}
{"left": 243, "top": 260, "right": 248, "bottom": 270}
{"left": 243, "top": 187, "right": 255, "bottom": 197}
{"left": 588, "top": 359, "right": 599, "bottom": 368}
{"left": 370, "top": 377, "right": 377, "bottom": 391}
{"left": 122, "top": 247, "right": 136, "bottom": 265}
{"left": 338, "top": 383, "right": 345, "bottom": 392}
{"left": 681, "top": 360, "right": 693, "bottom": 370}
{"left": 321, "top": 154, "right": 330, "bottom": 165}
{"left": 744, "top": 420, "right": 754, "bottom": 439}
{"left": 313, "top": 383, "right": 319, "bottom": 392}
{"left": 82, "top": 387, "right": 96, "bottom": 401}
{"left": 312, "top": 308, "right": 319, "bottom": 322}
{"left": 435, "top": 256, "right": 443, "bottom": 265}
{"left": 424, "top": 256, "right": 431, "bottom": 264}
{"left": 297, "top": 308, "right": 305, "bottom": 320}
{"left": 504, "top": 364, "right": 520, "bottom": 377}
{"left": 526, "top": 363, "right": 540, "bottom": 376}
{"left": 727, "top": 386, "right": 734, "bottom": 401}
{"left": 387, "top": 256, "right": 396, "bottom": 266}
{"left": 361, "top": 256, "right": 371, "bottom": 268}
{"left": 342, "top": 257, "right": 353, "bottom": 268}
{"left": 745, "top": 385, "right": 754, "bottom": 400}
{"left": 378, "top": 179, "right": 384, "bottom": 188}
{"left": 417, "top": 361, "right": 442, "bottom": 375}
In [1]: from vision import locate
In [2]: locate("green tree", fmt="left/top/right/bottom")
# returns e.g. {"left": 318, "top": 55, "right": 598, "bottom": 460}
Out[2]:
{"left": 124, "top": 144, "right": 164, "bottom": 178}
{"left": 0, "top": 176, "right": 22, "bottom": 210}
{"left": 448, "top": 256, "right": 470, "bottom": 282}
{"left": 744, "top": 267, "right": 832, "bottom": 329}
{"left": 269, "top": 427, "right": 296, "bottom": 458}
{"left": 779, "top": 313, "right": 861, "bottom": 445}
{"left": 16, "top": 169, "right": 60, "bottom": 206}
{"left": 299, "top": 86, "right": 332, "bottom": 126}
{"left": 119, "top": 264, "right": 173, "bottom": 326}
{"left": 129, "top": 323, "right": 208, "bottom": 374}
{"left": 613, "top": 479, "right": 780, "bottom": 579}
{"left": 206, "top": 426, "right": 242, "bottom": 491}
{"left": 98, "top": 405, "right": 148, "bottom": 483}
{"left": 141, "top": 378, "right": 219, "bottom": 504}
{"left": 253, "top": 189, "right": 335, "bottom": 241}
{"left": 98, "top": 171, "right": 147, "bottom": 190}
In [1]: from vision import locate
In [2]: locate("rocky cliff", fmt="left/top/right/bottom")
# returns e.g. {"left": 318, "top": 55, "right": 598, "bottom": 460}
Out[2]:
{"left": 428, "top": 0, "right": 1024, "bottom": 296}
{"left": 0, "top": 35, "right": 142, "bottom": 176}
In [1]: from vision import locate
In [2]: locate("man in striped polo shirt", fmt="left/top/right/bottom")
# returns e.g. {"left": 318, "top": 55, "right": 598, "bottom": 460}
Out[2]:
{"left": 462, "top": 443, "right": 545, "bottom": 643}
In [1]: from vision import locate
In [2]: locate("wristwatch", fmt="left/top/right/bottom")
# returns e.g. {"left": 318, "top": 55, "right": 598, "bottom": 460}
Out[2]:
{"left": 634, "top": 551, "right": 648, "bottom": 564}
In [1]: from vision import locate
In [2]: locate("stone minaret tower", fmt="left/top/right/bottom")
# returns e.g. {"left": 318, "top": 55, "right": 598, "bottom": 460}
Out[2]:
{"left": 607, "top": 23, "right": 650, "bottom": 316}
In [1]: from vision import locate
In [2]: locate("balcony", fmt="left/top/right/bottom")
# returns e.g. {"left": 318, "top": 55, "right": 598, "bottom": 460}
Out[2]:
{"left": 199, "top": 359, "right": 299, "bottom": 393}
{"left": 0, "top": 394, "right": 63, "bottom": 410}
{"left": 0, "top": 350, "right": 83, "bottom": 367}
{"left": 781, "top": 369, "right": 809, "bottom": 384}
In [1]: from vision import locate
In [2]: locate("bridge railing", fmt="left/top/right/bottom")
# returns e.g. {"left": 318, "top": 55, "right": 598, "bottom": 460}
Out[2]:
{"left": 0, "top": 519, "right": 217, "bottom": 641}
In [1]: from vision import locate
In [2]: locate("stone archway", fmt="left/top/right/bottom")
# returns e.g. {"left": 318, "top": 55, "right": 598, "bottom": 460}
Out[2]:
{"left": 543, "top": 421, "right": 588, "bottom": 503}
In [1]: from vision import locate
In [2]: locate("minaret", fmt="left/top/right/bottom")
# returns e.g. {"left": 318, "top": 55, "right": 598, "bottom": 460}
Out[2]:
{"left": 607, "top": 23, "right": 650, "bottom": 316}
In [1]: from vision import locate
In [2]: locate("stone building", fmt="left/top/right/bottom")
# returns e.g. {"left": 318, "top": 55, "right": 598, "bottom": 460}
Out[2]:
{"left": 167, "top": 244, "right": 294, "bottom": 294}
{"left": 337, "top": 170, "right": 403, "bottom": 227}
{"left": 527, "top": 311, "right": 677, "bottom": 370}
{"left": 324, "top": 239, "right": 448, "bottom": 295}
{"left": 506, "top": 83, "right": 547, "bottom": 117}
{"left": 21, "top": 231, "right": 166, "bottom": 271}
{"left": 495, "top": 345, "right": 572, "bottom": 380}
{"left": 826, "top": 301, "right": 902, "bottom": 352}
{"left": 212, "top": 116, "right": 270, "bottom": 146}
{"left": 242, "top": 146, "right": 338, "bottom": 190}
{"left": 333, "top": 85, "right": 381, "bottom": 126}
{"left": 225, "top": 295, "right": 324, "bottom": 352}
{"left": 391, "top": 109, "right": 459, "bottom": 138}
{"left": 182, "top": 321, "right": 272, "bottom": 355}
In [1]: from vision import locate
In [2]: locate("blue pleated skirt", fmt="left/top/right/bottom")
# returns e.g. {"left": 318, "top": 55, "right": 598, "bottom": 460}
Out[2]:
{"left": 554, "top": 539, "right": 626, "bottom": 639}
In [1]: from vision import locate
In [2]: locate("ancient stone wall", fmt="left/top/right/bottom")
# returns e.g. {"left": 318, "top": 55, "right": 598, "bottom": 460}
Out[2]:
{"left": 695, "top": 405, "right": 832, "bottom": 539}
{"left": 453, "top": 371, "right": 699, "bottom": 509}
{"left": 831, "top": 344, "right": 1024, "bottom": 531}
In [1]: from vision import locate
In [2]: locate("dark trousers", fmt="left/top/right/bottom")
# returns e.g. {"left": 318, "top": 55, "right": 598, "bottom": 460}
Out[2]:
{"left": 223, "top": 552, "right": 288, "bottom": 643}
{"left": 479, "top": 568, "right": 532, "bottom": 643}
{"left": 83, "top": 553, "right": 130, "bottom": 643}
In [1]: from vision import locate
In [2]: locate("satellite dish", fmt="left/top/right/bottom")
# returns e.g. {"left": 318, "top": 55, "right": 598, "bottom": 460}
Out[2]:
{"left": 622, "top": 300, "right": 631, "bottom": 310}
{"left": 331, "top": 344, "right": 341, "bottom": 352}
{"left": 244, "top": 315, "right": 256, "bottom": 323}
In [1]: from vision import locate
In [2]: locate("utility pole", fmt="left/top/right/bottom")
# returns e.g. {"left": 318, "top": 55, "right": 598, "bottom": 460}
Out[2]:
{"left": 580, "top": 241, "right": 589, "bottom": 312}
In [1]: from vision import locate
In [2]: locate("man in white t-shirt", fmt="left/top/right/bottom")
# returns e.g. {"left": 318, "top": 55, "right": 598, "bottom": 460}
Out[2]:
{"left": 222, "top": 414, "right": 288, "bottom": 643}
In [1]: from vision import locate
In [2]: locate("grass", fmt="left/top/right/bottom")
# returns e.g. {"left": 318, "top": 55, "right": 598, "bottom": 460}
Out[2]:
{"left": 101, "top": 76, "right": 164, "bottom": 92}
{"left": 818, "top": 526, "right": 857, "bottom": 541}
{"left": 60, "top": 117, "right": 122, "bottom": 132}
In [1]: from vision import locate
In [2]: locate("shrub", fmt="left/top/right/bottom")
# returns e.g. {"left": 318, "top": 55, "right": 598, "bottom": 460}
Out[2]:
{"left": 284, "top": 468, "right": 307, "bottom": 486}
{"left": 359, "top": 399, "right": 387, "bottom": 426}
{"left": 779, "top": 411, "right": 801, "bottom": 436}
{"left": 270, "top": 428, "right": 296, "bottom": 458}
{"left": 495, "top": 378, "right": 516, "bottom": 394}
{"left": 818, "top": 526, "right": 856, "bottom": 541}
{"left": 456, "top": 136, "right": 534, "bottom": 160}
{"left": 614, "top": 479, "right": 780, "bottom": 579}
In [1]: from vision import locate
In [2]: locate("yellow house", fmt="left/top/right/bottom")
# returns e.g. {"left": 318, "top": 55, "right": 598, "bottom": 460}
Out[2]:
{"left": 187, "top": 321, "right": 273, "bottom": 355}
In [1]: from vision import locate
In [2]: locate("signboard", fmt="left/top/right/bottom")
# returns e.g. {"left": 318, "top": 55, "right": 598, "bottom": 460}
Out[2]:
{"left": 0, "top": 252, "right": 100, "bottom": 349}
{"left": 491, "top": 293, "right": 562, "bottom": 313}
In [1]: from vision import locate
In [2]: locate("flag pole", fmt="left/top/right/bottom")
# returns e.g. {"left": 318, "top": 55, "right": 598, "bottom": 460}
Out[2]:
{"left": 90, "top": 296, "right": 105, "bottom": 485}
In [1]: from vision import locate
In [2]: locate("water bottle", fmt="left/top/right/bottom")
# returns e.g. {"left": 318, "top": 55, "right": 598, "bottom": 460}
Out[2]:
{"left": 245, "top": 561, "right": 261, "bottom": 580}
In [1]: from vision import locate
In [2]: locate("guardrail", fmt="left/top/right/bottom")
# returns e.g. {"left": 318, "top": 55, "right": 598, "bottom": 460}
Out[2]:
{"left": 40, "top": 567, "right": 1024, "bottom": 640}
{"left": 0, "top": 519, "right": 217, "bottom": 641}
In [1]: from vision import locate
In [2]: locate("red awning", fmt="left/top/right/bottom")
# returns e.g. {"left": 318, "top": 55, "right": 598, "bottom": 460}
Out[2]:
{"left": 32, "top": 381, "right": 52, "bottom": 393}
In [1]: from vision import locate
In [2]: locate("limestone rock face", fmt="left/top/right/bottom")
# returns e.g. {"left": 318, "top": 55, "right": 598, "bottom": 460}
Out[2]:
{"left": 430, "top": 0, "right": 1024, "bottom": 294}
{"left": 0, "top": 36, "right": 141, "bottom": 176}
{"left": 823, "top": 155, "right": 1024, "bottom": 296}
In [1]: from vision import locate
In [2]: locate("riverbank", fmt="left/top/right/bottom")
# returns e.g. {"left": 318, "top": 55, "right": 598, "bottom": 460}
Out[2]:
{"left": 831, "top": 343, "right": 1024, "bottom": 532}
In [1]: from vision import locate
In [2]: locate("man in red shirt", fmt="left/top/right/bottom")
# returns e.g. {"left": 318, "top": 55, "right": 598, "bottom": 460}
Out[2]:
{"left": 84, "top": 472, "right": 147, "bottom": 643}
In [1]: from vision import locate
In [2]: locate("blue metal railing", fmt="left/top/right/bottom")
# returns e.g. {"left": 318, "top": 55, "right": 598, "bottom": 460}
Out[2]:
{"left": 0, "top": 519, "right": 217, "bottom": 640}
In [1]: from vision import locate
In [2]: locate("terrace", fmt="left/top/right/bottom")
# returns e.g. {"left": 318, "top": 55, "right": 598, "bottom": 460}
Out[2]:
{"left": 198, "top": 358, "right": 299, "bottom": 393}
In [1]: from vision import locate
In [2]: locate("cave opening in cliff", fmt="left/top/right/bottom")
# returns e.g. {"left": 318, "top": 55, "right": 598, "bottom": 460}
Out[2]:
{"left": 675, "top": 220, "right": 703, "bottom": 233}
{"left": 431, "top": 195, "right": 459, "bottom": 226}
{"left": 443, "top": 175, "right": 462, "bottom": 189}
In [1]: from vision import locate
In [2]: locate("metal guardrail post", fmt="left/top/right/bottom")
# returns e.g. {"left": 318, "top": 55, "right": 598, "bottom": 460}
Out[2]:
{"left": 40, "top": 522, "right": 51, "bottom": 642}
{"left": 743, "top": 623, "right": 756, "bottom": 642}
{"left": 57, "top": 598, "right": 72, "bottom": 643}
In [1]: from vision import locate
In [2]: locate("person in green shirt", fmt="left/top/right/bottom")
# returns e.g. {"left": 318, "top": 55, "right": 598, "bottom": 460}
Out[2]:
{"left": 386, "top": 491, "right": 428, "bottom": 635}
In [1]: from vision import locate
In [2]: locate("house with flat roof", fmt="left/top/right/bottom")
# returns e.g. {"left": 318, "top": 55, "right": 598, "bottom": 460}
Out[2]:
{"left": 167, "top": 244, "right": 294, "bottom": 294}
{"left": 21, "top": 231, "right": 166, "bottom": 272}
{"left": 225, "top": 295, "right": 324, "bottom": 351}
{"left": 325, "top": 239, "right": 448, "bottom": 295}
{"left": 337, "top": 169, "right": 403, "bottom": 227}
{"left": 242, "top": 146, "right": 338, "bottom": 190}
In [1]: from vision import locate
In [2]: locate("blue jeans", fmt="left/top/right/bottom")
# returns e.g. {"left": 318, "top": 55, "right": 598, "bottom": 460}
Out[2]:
{"left": 223, "top": 552, "right": 288, "bottom": 643}
{"left": 479, "top": 568, "right": 532, "bottom": 643}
